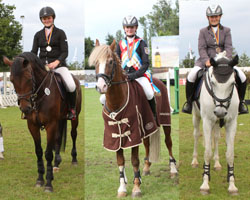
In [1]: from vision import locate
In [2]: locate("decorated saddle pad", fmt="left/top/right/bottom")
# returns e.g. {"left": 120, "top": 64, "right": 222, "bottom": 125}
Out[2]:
{"left": 102, "top": 81, "right": 158, "bottom": 152}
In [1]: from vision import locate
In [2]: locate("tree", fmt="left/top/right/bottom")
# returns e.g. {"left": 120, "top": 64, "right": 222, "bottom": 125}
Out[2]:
{"left": 105, "top": 33, "right": 115, "bottom": 45}
{"left": 84, "top": 37, "right": 95, "bottom": 69}
{"left": 0, "top": 1, "right": 22, "bottom": 71}
{"left": 115, "top": 30, "right": 124, "bottom": 44}
{"left": 239, "top": 53, "right": 250, "bottom": 67}
{"left": 180, "top": 51, "right": 196, "bottom": 68}
{"left": 139, "top": 16, "right": 148, "bottom": 43}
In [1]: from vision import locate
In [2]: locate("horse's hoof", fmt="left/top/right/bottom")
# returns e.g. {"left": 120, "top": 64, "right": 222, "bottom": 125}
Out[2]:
{"left": 117, "top": 192, "right": 127, "bottom": 198}
{"left": 200, "top": 189, "right": 210, "bottom": 195}
{"left": 191, "top": 163, "right": 198, "bottom": 168}
{"left": 53, "top": 167, "right": 60, "bottom": 173}
{"left": 214, "top": 166, "right": 222, "bottom": 171}
{"left": 170, "top": 172, "right": 178, "bottom": 179}
{"left": 131, "top": 191, "right": 142, "bottom": 198}
{"left": 44, "top": 186, "right": 53, "bottom": 193}
{"left": 142, "top": 170, "right": 150, "bottom": 176}
{"left": 35, "top": 180, "right": 44, "bottom": 188}
{"left": 229, "top": 190, "right": 239, "bottom": 196}
{"left": 72, "top": 161, "right": 78, "bottom": 166}
{"left": 0, "top": 152, "right": 4, "bottom": 160}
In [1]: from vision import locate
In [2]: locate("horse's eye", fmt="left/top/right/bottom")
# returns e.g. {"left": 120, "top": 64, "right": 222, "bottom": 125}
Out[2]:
{"left": 109, "top": 60, "right": 113, "bottom": 65}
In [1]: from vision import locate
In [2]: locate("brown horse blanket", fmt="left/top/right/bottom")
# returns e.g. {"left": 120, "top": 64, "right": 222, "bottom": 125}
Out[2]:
{"left": 103, "top": 79, "right": 171, "bottom": 152}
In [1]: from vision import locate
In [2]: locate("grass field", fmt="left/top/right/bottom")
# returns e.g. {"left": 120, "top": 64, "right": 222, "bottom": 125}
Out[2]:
{"left": 179, "top": 85, "right": 250, "bottom": 200}
{"left": 85, "top": 86, "right": 179, "bottom": 200}
{"left": 0, "top": 88, "right": 84, "bottom": 200}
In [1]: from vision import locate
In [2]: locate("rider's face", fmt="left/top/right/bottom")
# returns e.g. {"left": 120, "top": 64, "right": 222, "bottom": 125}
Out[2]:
{"left": 208, "top": 15, "right": 221, "bottom": 26}
{"left": 124, "top": 26, "right": 137, "bottom": 37}
{"left": 42, "top": 16, "right": 54, "bottom": 27}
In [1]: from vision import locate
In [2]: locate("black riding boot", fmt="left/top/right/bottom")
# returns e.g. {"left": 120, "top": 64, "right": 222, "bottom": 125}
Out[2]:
{"left": 182, "top": 80, "right": 195, "bottom": 114}
{"left": 67, "top": 90, "right": 77, "bottom": 120}
{"left": 148, "top": 97, "right": 157, "bottom": 120}
{"left": 237, "top": 80, "right": 248, "bottom": 114}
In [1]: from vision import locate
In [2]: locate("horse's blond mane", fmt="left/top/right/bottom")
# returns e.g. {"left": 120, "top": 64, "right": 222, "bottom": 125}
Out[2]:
{"left": 88, "top": 45, "right": 113, "bottom": 66}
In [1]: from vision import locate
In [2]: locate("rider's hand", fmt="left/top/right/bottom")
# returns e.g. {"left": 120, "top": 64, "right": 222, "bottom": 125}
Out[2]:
{"left": 205, "top": 60, "right": 211, "bottom": 67}
{"left": 48, "top": 60, "right": 60, "bottom": 69}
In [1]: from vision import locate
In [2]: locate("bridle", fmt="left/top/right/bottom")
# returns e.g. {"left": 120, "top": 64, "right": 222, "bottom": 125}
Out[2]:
{"left": 205, "top": 66, "right": 235, "bottom": 110}
{"left": 15, "top": 62, "right": 53, "bottom": 111}
{"left": 95, "top": 55, "right": 128, "bottom": 87}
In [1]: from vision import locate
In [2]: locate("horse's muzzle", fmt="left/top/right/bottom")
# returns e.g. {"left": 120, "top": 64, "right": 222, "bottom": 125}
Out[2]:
{"left": 214, "top": 107, "right": 228, "bottom": 119}
{"left": 20, "top": 105, "right": 33, "bottom": 115}
{"left": 96, "top": 77, "right": 108, "bottom": 94}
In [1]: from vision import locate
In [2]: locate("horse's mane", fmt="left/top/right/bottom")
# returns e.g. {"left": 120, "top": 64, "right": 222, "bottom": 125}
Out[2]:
{"left": 12, "top": 52, "right": 46, "bottom": 76}
{"left": 89, "top": 45, "right": 117, "bottom": 66}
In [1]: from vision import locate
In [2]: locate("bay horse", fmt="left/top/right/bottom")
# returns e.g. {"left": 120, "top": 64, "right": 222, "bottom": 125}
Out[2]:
{"left": 3, "top": 52, "right": 81, "bottom": 192}
{"left": 89, "top": 40, "right": 177, "bottom": 198}
{"left": 191, "top": 52, "right": 239, "bottom": 195}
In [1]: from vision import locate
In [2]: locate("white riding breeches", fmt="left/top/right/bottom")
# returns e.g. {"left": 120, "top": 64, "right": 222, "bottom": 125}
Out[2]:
{"left": 187, "top": 65, "right": 246, "bottom": 83}
{"left": 99, "top": 76, "right": 154, "bottom": 105}
{"left": 135, "top": 76, "right": 154, "bottom": 100}
{"left": 54, "top": 67, "right": 76, "bottom": 92}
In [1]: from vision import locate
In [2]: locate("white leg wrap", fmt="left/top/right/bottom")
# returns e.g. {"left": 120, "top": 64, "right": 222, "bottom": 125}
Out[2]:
{"left": 118, "top": 166, "right": 127, "bottom": 193}
{"left": 0, "top": 137, "right": 4, "bottom": 152}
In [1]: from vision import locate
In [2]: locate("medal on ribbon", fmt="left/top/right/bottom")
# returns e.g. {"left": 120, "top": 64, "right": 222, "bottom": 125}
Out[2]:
{"left": 211, "top": 25, "right": 221, "bottom": 53}
{"left": 126, "top": 40, "right": 135, "bottom": 67}
{"left": 45, "top": 26, "right": 53, "bottom": 52}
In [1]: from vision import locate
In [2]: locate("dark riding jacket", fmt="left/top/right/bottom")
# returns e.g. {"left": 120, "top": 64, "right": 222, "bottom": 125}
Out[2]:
{"left": 116, "top": 36, "right": 149, "bottom": 80}
{"left": 195, "top": 24, "right": 232, "bottom": 68}
{"left": 31, "top": 26, "right": 68, "bottom": 67}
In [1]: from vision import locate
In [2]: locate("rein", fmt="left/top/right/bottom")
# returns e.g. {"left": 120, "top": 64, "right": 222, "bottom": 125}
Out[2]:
{"left": 205, "top": 69, "right": 235, "bottom": 110}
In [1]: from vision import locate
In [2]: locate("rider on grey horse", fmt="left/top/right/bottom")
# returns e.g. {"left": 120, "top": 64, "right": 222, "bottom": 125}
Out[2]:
{"left": 182, "top": 4, "right": 248, "bottom": 115}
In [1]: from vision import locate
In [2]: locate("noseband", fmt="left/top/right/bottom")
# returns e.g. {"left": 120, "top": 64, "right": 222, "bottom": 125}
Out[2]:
{"left": 96, "top": 56, "right": 128, "bottom": 87}
{"left": 205, "top": 67, "right": 235, "bottom": 110}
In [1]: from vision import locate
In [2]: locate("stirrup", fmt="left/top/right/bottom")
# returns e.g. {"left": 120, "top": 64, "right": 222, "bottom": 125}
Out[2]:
{"left": 238, "top": 101, "right": 249, "bottom": 115}
{"left": 182, "top": 102, "right": 192, "bottom": 114}
{"left": 67, "top": 109, "right": 76, "bottom": 120}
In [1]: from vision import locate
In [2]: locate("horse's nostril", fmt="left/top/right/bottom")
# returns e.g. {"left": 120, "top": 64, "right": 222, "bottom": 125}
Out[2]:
{"left": 225, "top": 112, "right": 228, "bottom": 115}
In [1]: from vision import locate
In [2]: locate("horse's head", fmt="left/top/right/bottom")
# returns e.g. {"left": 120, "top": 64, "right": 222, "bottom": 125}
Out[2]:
{"left": 89, "top": 39, "right": 123, "bottom": 94}
{"left": 208, "top": 54, "right": 239, "bottom": 118}
{"left": 3, "top": 56, "right": 34, "bottom": 115}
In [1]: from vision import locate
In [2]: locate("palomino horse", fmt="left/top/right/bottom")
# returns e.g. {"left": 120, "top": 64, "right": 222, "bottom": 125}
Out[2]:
{"left": 89, "top": 40, "right": 177, "bottom": 198}
{"left": 4, "top": 52, "right": 81, "bottom": 192}
{"left": 191, "top": 52, "right": 239, "bottom": 195}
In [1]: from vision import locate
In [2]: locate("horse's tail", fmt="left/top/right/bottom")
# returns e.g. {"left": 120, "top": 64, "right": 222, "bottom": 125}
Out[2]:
{"left": 149, "top": 128, "right": 161, "bottom": 163}
{"left": 59, "top": 119, "right": 67, "bottom": 152}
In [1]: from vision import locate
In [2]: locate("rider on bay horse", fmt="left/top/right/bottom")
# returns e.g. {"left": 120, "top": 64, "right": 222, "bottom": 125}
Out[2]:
{"left": 116, "top": 15, "right": 158, "bottom": 118}
{"left": 31, "top": 6, "right": 77, "bottom": 120}
{"left": 182, "top": 4, "right": 248, "bottom": 115}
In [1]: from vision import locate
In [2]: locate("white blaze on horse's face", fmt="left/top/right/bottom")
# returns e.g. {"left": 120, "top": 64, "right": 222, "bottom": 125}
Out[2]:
{"left": 96, "top": 61, "right": 108, "bottom": 94}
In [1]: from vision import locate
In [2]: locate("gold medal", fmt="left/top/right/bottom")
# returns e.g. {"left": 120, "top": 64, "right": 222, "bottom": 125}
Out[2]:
{"left": 46, "top": 46, "right": 52, "bottom": 52}
{"left": 127, "top": 60, "right": 133, "bottom": 67}
{"left": 216, "top": 47, "right": 221, "bottom": 53}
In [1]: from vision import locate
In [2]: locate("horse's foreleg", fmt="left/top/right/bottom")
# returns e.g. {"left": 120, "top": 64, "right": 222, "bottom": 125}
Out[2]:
{"left": 191, "top": 114, "right": 200, "bottom": 168}
{"left": 71, "top": 119, "right": 78, "bottom": 165}
{"left": 213, "top": 124, "right": 222, "bottom": 171}
{"left": 131, "top": 146, "right": 141, "bottom": 198}
{"left": 225, "top": 121, "right": 238, "bottom": 195}
{"left": 142, "top": 137, "right": 151, "bottom": 175}
{"left": 44, "top": 123, "right": 56, "bottom": 192}
{"left": 200, "top": 120, "right": 213, "bottom": 195}
{"left": 163, "top": 126, "right": 178, "bottom": 177}
{"left": 116, "top": 149, "right": 127, "bottom": 198}
{"left": 27, "top": 121, "right": 45, "bottom": 187}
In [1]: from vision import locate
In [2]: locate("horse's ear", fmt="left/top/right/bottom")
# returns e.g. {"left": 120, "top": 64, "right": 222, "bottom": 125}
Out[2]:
{"left": 96, "top": 39, "right": 100, "bottom": 46}
{"left": 110, "top": 40, "right": 116, "bottom": 51}
{"left": 210, "top": 57, "right": 216, "bottom": 67}
{"left": 229, "top": 55, "right": 239, "bottom": 67}
{"left": 3, "top": 56, "right": 13, "bottom": 67}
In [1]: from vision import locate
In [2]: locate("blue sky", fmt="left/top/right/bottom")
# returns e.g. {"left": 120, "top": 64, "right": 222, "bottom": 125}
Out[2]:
{"left": 180, "top": 0, "right": 250, "bottom": 60}
{"left": 3, "top": 0, "right": 84, "bottom": 63}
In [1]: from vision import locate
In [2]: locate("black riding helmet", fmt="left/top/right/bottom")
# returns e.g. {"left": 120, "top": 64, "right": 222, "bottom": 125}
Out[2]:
{"left": 39, "top": 7, "right": 56, "bottom": 20}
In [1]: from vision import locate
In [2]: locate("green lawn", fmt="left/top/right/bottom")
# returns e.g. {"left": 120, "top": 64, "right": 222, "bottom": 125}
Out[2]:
{"left": 179, "top": 85, "right": 250, "bottom": 200}
{"left": 85, "top": 86, "right": 179, "bottom": 200}
{"left": 0, "top": 88, "right": 84, "bottom": 200}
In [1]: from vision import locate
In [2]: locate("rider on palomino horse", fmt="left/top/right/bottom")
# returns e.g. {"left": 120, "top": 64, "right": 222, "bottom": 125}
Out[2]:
{"left": 100, "top": 15, "right": 158, "bottom": 118}
{"left": 31, "top": 7, "right": 77, "bottom": 120}
{"left": 182, "top": 4, "right": 248, "bottom": 115}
